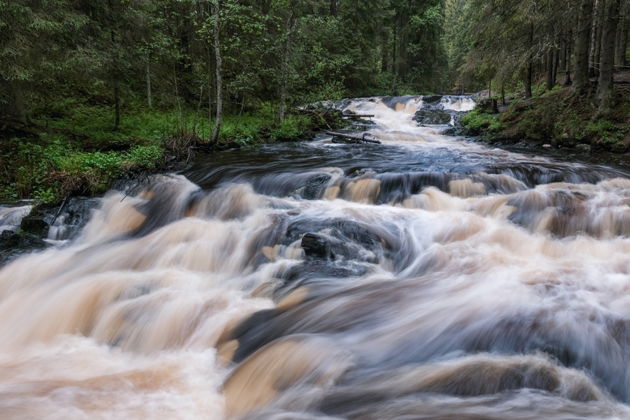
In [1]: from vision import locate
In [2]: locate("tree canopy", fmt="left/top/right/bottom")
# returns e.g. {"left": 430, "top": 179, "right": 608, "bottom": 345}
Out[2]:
{"left": 1, "top": 0, "right": 628, "bottom": 124}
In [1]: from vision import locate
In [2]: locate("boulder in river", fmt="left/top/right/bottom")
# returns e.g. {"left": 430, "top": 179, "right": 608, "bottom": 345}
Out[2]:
{"left": 422, "top": 95, "right": 443, "bottom": 104}
{"left": 413, "top": 108, "right": 453, "bottom": 125}
{"left": 19, "top": 216, "right": 49, "bottom": 236}
{"left": 301, "top": 233, "right": 333, "bottom": 259}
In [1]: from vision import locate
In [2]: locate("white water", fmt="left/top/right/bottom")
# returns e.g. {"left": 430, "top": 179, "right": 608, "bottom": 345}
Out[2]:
{"left": 1, "top": 96, "right": 630, "bottom": 419}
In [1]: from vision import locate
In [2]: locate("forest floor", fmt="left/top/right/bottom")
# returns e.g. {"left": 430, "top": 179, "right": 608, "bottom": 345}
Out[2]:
{"left": 0, "top": 105, "right": 343, "bottom": 205}
{"left": 461, "top": 72, "right": 630, "bottom": 155}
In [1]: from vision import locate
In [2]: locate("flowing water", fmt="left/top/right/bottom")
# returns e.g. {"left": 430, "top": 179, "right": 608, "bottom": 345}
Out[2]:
{"left": 2, "top": 96, "right": 630, "bottom": 419}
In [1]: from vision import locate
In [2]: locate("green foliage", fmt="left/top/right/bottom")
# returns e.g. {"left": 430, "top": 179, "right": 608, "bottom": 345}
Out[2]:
{"left": 269, "top": 116, "right": 311, "bottom": 141}
{"left": 0, "top": 102, "right": 338, "bottom": 203}
{"left": 461, "top": 109, "right": 503, "bottom": 134}
{"left": 586, "top": 120, "right": 624, "bottom": 144}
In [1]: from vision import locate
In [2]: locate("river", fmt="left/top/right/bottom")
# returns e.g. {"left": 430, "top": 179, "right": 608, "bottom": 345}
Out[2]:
{"left": 1, "top": 96, "right": 630, "bottom": 419}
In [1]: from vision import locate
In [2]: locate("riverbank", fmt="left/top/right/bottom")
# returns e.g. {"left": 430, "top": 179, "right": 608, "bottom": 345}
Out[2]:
{"left": 461, "top": 84, "right": 630, "bottom": 155}
{"left": 0, "top": 105, "right": 344, "bottom": 205}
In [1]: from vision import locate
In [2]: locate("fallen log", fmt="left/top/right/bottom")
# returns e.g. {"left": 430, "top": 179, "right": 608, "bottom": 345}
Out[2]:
{"left": 325, "top": 131, "right": 381, "bottom": 144}
{"left": 342, "top": 113, "right": 375, "bottom": 119}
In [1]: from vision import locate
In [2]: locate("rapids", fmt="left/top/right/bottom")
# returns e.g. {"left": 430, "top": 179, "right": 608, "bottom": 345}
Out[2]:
{"left": 1, "top": 96, "right": 630, "bottom": 419}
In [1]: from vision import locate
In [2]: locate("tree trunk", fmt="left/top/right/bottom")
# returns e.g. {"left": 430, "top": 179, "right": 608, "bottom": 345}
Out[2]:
{"left": 575, "top": 0, "right": 594, "bottom": 94}
{"left": 501, "top": 83, "right": 506, "bottom": 106}
{"left": 392, "top": 21, "right": 398, "bottom": 79}
{"left": 547, "top": 50, "right": 555, "bottom": 90}
{"left": 616, "top": 13, "right": 628, "bottom": 67}
{"left": 565, "top": 30, "right": 573, "bottom": 85}
{"left": 146, "top": 61, "right": 152, "bottom": 108}
{"left": 329, "top": 0, "right": 337, "bottom": 16}
{"left": 114, "top": 80, "right": 120, "bottom": 130}
{"left": 553, "top": 48, "right": 559, "bottom": 85}
{"left": 524, "top": 24, "right": 534, "bottom": 98}
{"left": 381, "top": 30, "right": 389, "bottom": 72}
{"left": 278, "top": 8, "right": 295, "bottom": 122}
{"left": 597, "top": 0, "right": 622, "bottom": 114}
{"left": 210, "top": 0, "right": 222, "bottom": 144}
{"left": 8, "top": 81, "right": 28, "bottom": 125}
{"left": 560, "top": 40, "right": 567, "bottom": 74}
{"left": 524, "top": 62, "right": 533, "bottom": 98}
{"left": 590, "top": 0, "right": 605, "bottom": 76}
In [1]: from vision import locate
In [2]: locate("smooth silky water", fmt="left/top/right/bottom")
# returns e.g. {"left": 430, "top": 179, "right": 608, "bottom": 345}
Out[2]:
{"left": 1, "top": 96, "right": 630, "bottom": 419}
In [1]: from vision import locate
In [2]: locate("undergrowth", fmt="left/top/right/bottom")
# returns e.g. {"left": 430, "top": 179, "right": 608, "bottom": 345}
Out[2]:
{"left": 0, "top": 104, "right": 335, "bottom": 204}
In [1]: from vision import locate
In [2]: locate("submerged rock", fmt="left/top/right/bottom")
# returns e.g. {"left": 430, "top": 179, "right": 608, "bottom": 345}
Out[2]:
{"left": 413, "top": 108, "right": 452, "bottom": 125}
{"left": 301, "top": 233, "right": 333, "bottom": 259}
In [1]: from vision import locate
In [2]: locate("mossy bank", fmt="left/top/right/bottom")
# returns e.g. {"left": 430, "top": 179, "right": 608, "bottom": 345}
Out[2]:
{"left": 0, "top": 104, "right": 344, "bottom": 205}
{"left": 462, "top": 86, "right": 630, "bottom": 154}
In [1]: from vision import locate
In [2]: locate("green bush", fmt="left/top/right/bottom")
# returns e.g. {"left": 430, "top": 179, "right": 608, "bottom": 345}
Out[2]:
{"left": 461, "top": 109, "right": 503, "bottom": 134}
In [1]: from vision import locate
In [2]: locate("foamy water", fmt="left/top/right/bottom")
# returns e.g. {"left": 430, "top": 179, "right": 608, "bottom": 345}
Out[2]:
{"left": 1, "top": 96, "right": 630, "bottom": 419}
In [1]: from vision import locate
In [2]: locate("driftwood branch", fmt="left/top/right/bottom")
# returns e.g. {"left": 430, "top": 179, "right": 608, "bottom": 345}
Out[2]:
{"left": 325, "top": 131, "right": 381, "bottom": 144}
{"left": 342, "top": 113, "right": 375, "bottom": 119}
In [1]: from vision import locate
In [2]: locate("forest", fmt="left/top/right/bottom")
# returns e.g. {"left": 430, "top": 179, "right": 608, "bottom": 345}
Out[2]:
{"left": 3, "top": 3, "right": 630, "bottom": 418}
{"left": 1, "top": 0, "right": 629, "bottom": 203}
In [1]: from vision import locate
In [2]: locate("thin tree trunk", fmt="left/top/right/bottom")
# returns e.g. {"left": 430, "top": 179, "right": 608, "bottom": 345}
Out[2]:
{"left": 173, "top": 68, "right": 182, "bottom": 125}
{"left": 566, "top": 30, "right": 573, "bottom": 85}
{"left": 501, "top": 83, "right": 506, "bottom": 106}
{"left": 553, "top": 48, "right": 559, "bottom": 85}
{"left": 329, "top": 0, "right": 337, "bottom": 16}
{"left": 575, "top": 0, "right": 594, "bottom": 94}
{"left": 197, "top": 85, "right": 204, "bottom": 112}
{"left": 524, "top": 24, "right": 534, "bottom": 98}
{"left": 381, "top": 31, "right": 389, "bottom": 72}
{"left": 556, "top": 39, "right": 567, "bottom": 73}
{"left": 278, "top": 7, "right": 295, "bottom": 122}
{"left": 597, "top": 0, "right": 622, "bottom": 114}
{"left": 206, "top": 45, "right": 213, "bottom": 128}
{"left": 616, "top": 14, "right": 628, "bottom": 67}
{"left": 114, "top": 80, "right": 120, "bottom": 130}
{"left": 9, "top": 82, "right": 28, "bottom": 125}
{"left": 146, "top": 61, "right": 153, "bottom": 108}
{"left": 210, "top": 0, "right": 222, "bottom": 145}
{"left": 392, "top": 19, "right": 398, "bottom": 78}
{"left": 547, "top": 50, "right": 555, "bottom": 90}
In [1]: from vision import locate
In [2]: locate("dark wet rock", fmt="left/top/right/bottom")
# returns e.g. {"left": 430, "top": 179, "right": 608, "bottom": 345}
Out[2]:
{"left": 285, "top": 218, "right": 382, "bottom": 254}
{"left": 0, "top": 229, "right": 47, "bottom": 267}
{"left": 301, "top": 233, "right": 333, "bottom": 259}
{"left": 611, "top": 141, "right": 629, "bottom": 154}
{"left": 377, "top": 172, "right": 452, "bottom": 204}
{"left": 413, "top": 109, "right": 452, "bottom": 125}
{"left": 440, "top": 126, "right": 465, "bottom": 136}
{"left": 575, "top": 144, "right": 592, "bottom": 154}
{"left": 301, "top": 174, "right": 332, "bottom": 200}
{"left": 283, "top": 260, "right": 369, "bottom": 283}
{"left": 0, "top": 230, "right": 21, "bottom": 248}
{"left": 19, "top": 216, "right": 49, "bottom": 236}
{"left": 422, "top": 95, "right": 443, "bottom": 103}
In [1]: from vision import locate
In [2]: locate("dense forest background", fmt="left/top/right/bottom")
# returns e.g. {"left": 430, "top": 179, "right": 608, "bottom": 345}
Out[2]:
{"left": 1, "top": 0, "right": 629, "bottom": 203}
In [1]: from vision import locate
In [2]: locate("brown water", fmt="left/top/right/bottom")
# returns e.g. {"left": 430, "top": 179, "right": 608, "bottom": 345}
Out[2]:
{"left": 1, "top": 96, "right": 630, "bottom": 419}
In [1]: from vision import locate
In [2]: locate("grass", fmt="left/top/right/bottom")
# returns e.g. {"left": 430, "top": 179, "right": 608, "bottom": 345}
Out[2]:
{"left": 460, "top": 108, "right": 504, "bottom": 135}
{"left": 0, "top": 104, "right": 337, "bottom": 204}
